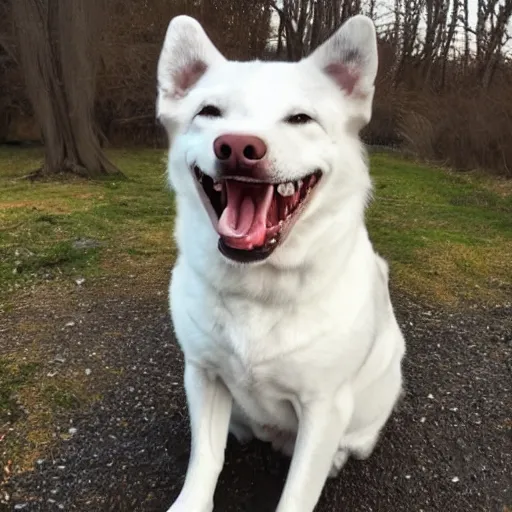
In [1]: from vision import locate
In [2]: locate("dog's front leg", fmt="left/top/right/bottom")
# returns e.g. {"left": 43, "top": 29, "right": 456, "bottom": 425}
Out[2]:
{"left": 276, "top": 391, "right": 353, "bottom": 512}
{"left": 167, "top": 362, "right": 232, "bottom": 512}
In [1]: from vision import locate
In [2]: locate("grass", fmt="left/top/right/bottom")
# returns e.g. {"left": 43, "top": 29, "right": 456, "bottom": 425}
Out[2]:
{"left": 0, "top": 360, "right": 40, "bottom": 424}
{"left": 0, "top": 147, "right": 175, "bottom": 302}
{"left": 0, "top": 355, "right": 91, "bottom": 477}
{"left": 0, "top": 146, "right": 511, "bottom": 482}
{"left": 367, "top": 154, "right": 512, "bottom": 305}
{"left": 0, "top": 147, "right": 510, "bottom": 305}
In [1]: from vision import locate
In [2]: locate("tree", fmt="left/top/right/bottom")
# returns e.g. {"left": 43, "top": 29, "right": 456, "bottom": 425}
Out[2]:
{"left": 421, "top": 0, "right": 449, "bottom": 85}
{"left": 479, "top": 0, "right": 512, "bottom": 88}
{"left": 272, "top": 0, "right": 362, "bottom": 60}
{"left": 439, "top": 0, "right": 459, "bottom": 88}
{"left": 392, "top": 0, "right": 423, "bottom": 85}
{"left": 12, "top": 0, "right": 122, "bottom": 178}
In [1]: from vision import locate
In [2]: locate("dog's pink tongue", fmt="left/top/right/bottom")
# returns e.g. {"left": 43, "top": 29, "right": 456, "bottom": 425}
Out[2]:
{"left": 218, "top": 181, "right": 273, "bottom": 250}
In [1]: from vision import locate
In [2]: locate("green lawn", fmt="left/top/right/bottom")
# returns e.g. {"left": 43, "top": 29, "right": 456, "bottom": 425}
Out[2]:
{"left": 0, "top": 147, "right": 511, "bottom": 306}
{"left": 0, "top": 148, "right": 175, "bottom": 304}
{"left": 367, "top": 153, "right": 512, "bottom": 304}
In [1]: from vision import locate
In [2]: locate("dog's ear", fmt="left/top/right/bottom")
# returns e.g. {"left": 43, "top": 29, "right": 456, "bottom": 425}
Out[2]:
{"left": 305, "top": 15, "right": 378, "bottom": 129}
{"left": 157, "top": 16, "right": 225, "bottom": 123}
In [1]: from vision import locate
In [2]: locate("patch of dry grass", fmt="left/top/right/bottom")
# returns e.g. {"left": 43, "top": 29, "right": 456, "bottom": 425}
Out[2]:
{"left": 0, "top": 355, "right": 95, "bottom": 475}
{"left": 0, "top": 147, "right": 174, "bottom": 298}
{"left": 368, "top": 154, "right": 512, "bottom": 306}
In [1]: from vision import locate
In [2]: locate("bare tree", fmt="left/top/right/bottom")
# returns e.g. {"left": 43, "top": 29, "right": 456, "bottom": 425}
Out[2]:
{"left": 421, "top": 0, "right": 449, "bottom": 85}
{"left": 393, "top": 0, "right": 424, "bottom": 84}
{"left": 462, "top": 0, "right": 470, "bottom": 71}
{"left": 12, "top": 0, "right": 122, "bottom": 178}
{"left": 367, "top": 0, "right": 376, "bottom": 19}
{"left": 439, "top": 0, "right": 459, "bottom": 88}
{"left": 271, "top": 0, "right": 314, "bottom": 60}
{"left": 272, "top": 0, "right": 363, "bottom": 59}
{"left": 475, "top": 0, "right": 494, "bottom": 64}
{"left": 480, "top": 0, "right": 512, "bottom": 87}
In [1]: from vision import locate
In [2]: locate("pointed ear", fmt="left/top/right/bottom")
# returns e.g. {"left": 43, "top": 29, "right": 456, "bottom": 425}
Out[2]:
{"left": 157, "top": 16, "right": 225, "bottom": 122}
{"left": 305, "top": 15, "right": 378, "bottom": 129}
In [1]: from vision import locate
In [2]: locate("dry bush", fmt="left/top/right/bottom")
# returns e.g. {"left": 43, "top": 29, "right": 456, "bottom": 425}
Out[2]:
{"left": 364, "top": 84, "right": 405, "bottom": 147}
{"left": 363, "top": 42, "right": 404, "bottom": 147}
{"left": 361, "top": 35, "right": 512, "bottom": 177}
{"left": 96, "top": 0, "right": 271, "bottom": 146}
{"left": 94, "top": 0, "right": 196, "bottom": 147}
{"left": 421, "top": 91, "right": 511, "bottom": 177}
{"left": 390, "top": 63, "right": 512, "bottom": 177}
{"left": 380, "top": 89, "right": 512, "bottom": 178}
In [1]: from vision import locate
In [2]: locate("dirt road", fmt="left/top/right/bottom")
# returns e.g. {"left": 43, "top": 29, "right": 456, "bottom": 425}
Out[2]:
{"left": 4, "top": 281, "right": 511, "bottom": 511}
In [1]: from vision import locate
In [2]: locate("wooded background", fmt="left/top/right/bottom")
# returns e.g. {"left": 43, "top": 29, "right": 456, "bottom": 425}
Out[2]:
{"left": 1, "top": 0, "right": 511, "bottom": 176}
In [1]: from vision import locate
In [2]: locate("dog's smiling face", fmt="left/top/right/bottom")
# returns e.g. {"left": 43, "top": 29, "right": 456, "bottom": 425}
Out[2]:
{"left": 157, "top": 16, "right": 378, "bottom": 264}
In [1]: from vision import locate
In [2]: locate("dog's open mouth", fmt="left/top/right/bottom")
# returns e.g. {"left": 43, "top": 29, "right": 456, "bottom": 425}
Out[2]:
{"left": 193, "top": 167, "right": 321, "bottom": 262}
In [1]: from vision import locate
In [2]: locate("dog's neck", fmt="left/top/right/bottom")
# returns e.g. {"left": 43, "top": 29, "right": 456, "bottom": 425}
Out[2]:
{"left": 175, "top": 188, "right": 372, "bottom": 307}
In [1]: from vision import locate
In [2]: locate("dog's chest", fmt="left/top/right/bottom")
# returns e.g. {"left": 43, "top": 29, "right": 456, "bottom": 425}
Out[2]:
{"left": 172, "top": 261, "right": 371, "bottom": 429}
{"left": 204, "top": 304, "right": 305, "bottom": 428}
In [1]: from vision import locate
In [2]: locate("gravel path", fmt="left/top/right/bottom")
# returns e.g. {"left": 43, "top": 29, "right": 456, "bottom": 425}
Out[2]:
{"left": 5, "top": 284, "right": 512, "bottom": 512}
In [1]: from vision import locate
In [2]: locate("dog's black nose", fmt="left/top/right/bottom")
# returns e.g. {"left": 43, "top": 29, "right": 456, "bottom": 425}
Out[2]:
{"left": 213, "top": 134, "right": 267, "bottom": 174}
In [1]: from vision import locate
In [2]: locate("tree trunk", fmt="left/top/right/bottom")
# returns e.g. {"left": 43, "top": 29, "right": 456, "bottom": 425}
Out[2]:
{"left": 368, "top": 0, "right": 376, "bottom": 18}
{"left": 276, "top": 11, "right": 285, "bottom": 57}
{"left": 463, "top": 0, "right": 470, "bottom": 72}
{"left": 391, "top": 0, "right": 403, "bottom": 86}
{"left": 12, "top": 0, "right": 122, "bottom": 178}
{"left": 309, "top": 0, "right": 324, "bottom": 52}
{"left": 394, "top": 0, "right": 422, "bottom": 86}
{"left": 440, "top": 0, "right": 459, "bottom": 89}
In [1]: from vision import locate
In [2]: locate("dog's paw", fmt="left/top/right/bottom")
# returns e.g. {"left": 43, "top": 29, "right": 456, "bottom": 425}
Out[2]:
{"left": 349, "top": 434, "right": 379, "bottom": 461}
{"left": 351, "top": 445, "right": 374, "bottom": 460}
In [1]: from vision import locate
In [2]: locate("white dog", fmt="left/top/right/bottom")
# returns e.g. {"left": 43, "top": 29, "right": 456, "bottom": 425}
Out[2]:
{"left": 157, "top": 14, "right": 405, "bottom": 512}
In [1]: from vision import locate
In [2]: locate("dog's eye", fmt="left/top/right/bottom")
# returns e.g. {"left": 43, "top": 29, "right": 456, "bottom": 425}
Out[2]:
{"left": 197, "top": 105, "right": 222, "bottom": 118}
{"left": 286, "top": 113, "right": 313, "bottom": 125}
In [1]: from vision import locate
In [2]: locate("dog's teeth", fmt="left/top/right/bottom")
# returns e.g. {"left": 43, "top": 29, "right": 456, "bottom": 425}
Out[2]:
{"left": 213, "top": 181, "right": 222, "bottom": 192}
{"left": 296, "top": 180, "right": 303, "bottom": 191}
{"left": 269, "top": 238, "right": 277, "bottom": 245}
{"left": 277, "top": 182, "right": 295, "bottom": 197}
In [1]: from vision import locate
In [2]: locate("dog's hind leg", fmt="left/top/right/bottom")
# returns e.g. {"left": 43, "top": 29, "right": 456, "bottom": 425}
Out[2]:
{"left": 344, "top": 356, "right": 404, "bottom": 463}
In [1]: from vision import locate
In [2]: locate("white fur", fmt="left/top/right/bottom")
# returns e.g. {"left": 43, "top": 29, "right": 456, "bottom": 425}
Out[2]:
{"left": 158, "top": 14, "right": 406, "bottom": 512}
